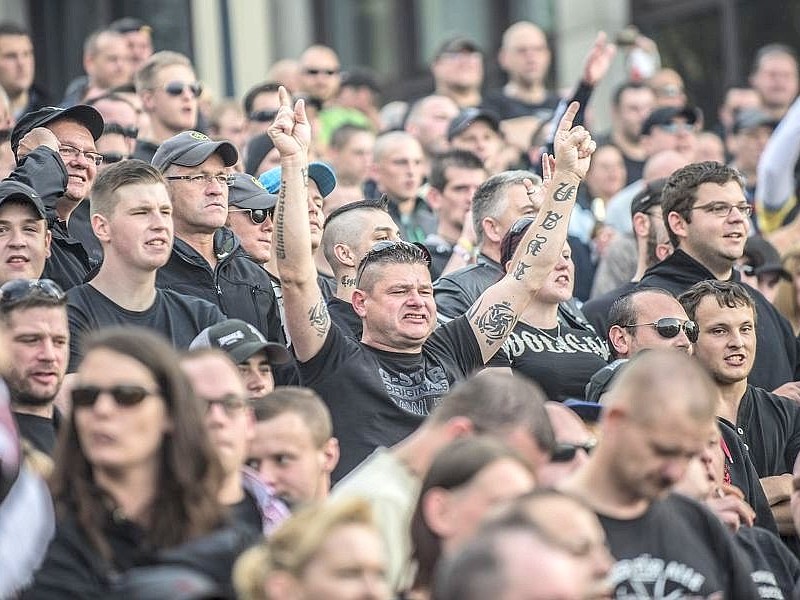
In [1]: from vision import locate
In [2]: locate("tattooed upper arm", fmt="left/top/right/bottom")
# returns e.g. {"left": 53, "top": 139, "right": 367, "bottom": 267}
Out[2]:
{"left": 308, "top": 297, "right": 330, "bottom": 337}
{"left": 467, "top": 300, "right": 517, "bottom": 347}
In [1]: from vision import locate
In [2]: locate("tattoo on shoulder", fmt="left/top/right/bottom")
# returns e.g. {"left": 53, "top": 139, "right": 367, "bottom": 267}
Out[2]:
{"left": 308, "top": 299, "right": 330, "bottom": 336}
{"left": 512, "top": 261, "right": 531, "bottom": 280}
{"left": 469, "top": 301, "right": 516, "bottom": 345}
{"left": 553, "top": 183, "right": 576, "bottom": 202}
{"left": 526, "top": 234, "right": 548, "bottom": 257}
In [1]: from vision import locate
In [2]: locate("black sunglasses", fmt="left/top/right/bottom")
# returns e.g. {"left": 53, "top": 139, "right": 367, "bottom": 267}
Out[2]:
{"left": 551, "top": 439, "right": 597, "bottom": 463}
{"left": 229, "top": 207, "right": 273, "bottom": 224}
{"left": 0, "top": 278, "right": 65, "bottom": 309}
{"left": 303, "top": 68, "right": 339, "bottom": 76}
{"left": 101, "top": 152, "right": 129, "bottom": 164}
{"left": 625, "top": 317, "right": 699, "bottom": 343}
{"left": 103, "top": 122, "right": 139, "bottom": 139}
{"left": 248, "top": 110, "right": 278, "bottom": 122}
{"left": 355, "top": 240, "right": 432, "bottom": 286}
{"left": 163, "top": 81, "right": 203, "bottom": 97}
{"left": 71, "top": 384, "right": 158, "bottom": 408}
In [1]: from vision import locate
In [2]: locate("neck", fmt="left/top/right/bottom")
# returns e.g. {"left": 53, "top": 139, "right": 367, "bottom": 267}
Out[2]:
{"left": 219, "top": 469, "right": 244, "bottom": 505}
{"left": 479, "top": 242, "right": 500, "bottom": 263}
{"left": 392, "top": 426, "right": 449, "bottom": 480}
{"left": 631, "top": 240, "right": 650, "bottom": 281}
{"left": 147, "top": 118, "right": 182, "bottom": 145}
{"left": 176, "top": 230, "right": 217, "bottom": 267}
{"left": 520, "top": 299, "right": 559, "bottom": 328}
{"left": 611, "top": 130, "right": 646, "bottom": 161}
{"left": 436, "top": 221, "right": 461, "bottom": 246}
{"left": 264, "top": 253, "right": 279, "bottom": 279}
{"left": 12, "top": 402, "right": 53, "bottom": 419}
{"left": 334, "top": 269, "right": 356, "bottom": 303}
{"left": 716, "top": 379, "right": 747, "bottom": 424}
{"left": 9, "top": 89, "right": 29, "bottom": 115}
{"left": 387, "top": 194, "right": 416, "bottom": 216}
{"left": 316, "top": 473, "right": 331, "bottom": 500}
{"left": 94, "top": 463, "right": 158, "bottom": 525}
{"left": 436, "top": 85, "right": 480, "bottom": 108}
{"left": 561, "top": 456, "right": 650, "bottom": 519}
{"left": 680, "top": 247, "right": 733, "bottom": 280}
{"left": 503, "top": 80, "right": 546, "bottom": 104}
{"left": 732, "top": 161, "right": 757, "bottom": 183}
{"left": 91, "top": 259, "right": 159, "bottom": 310}
{"left": 314, "top": 247, "right": 333, "bottom": 277}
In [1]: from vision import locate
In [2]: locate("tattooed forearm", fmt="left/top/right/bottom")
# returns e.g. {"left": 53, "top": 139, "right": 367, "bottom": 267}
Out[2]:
{"left": 553, "top": 183, "right": 576, "bottom": 202}
{"left": 470, "top": 301, "right": 516, "bottom": 345}
{"left": 512, "top": 261, "right": 531, "bottom": 280}
{"left": 275, "top": 179, "right": 287, "bottom": 259}
{"left": 308, "top": 299, "right": 330, "bottom": 336}
{"left": 300, "top": 166, "right": 309, "bottom": 186}
{"left": 540, "top": 210, "right": 563, "bottom": 231}
{"left": 526, "top": 234, "right": 548, "bottom": 257}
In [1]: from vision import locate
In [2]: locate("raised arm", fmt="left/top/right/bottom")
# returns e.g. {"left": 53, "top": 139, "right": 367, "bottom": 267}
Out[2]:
{"left": 268, "top": 87, "right": 330, "bottom": 362}
{"left": 467, "top": 102, "right": 594, "bottom": 362}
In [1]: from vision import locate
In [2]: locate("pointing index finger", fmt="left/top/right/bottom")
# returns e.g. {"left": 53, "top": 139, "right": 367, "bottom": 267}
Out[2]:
{"left": 278, "top": 85, "right": 292, "bottom": 107}
{"left": 557, "top": 101, "right": 580, "bottom": 132}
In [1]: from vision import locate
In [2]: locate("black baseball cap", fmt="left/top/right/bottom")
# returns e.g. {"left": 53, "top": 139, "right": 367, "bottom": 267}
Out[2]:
{"left": 151, "top": 131, "right": 238, "bottom": 172}
{"left": 741, "top": 236, "right": 790, "bottom": 281}
{"left": 229, "top": 173, "right": 278, "bottom": 211}
{"left": 0, "top": 180, "right": 46, "bottom": 219}
{"left": 630, "top": 177, "right": 668, "bottom": 217}
{"left": 11, "top": 104, "right": 105, "bottom": 156}
{"left": 447, "top": 108, "right": 500, "bottom": 141}
{"left": 190, "top": 319, "right": 291, "bottom": 365}
{"left": 640, "top": 106, "right": 701, "bottom": 136}
{"left": 108, "top": 17, "right": 152, "bottom": 35}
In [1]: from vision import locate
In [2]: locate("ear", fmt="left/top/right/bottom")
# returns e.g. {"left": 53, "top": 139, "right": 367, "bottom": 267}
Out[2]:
{"left": 427, "top": 186, "right": 443, "bottom": 212}
{"left": 351, "top": 289, "right": 368, "bottom": 317}
{"left": 666, "top": 210, "right": 688, "bottom": 244}
{"left": 91, "top": 213, "right": 111, "bottom": 243}
{"left": 43, "top": 229, "right": 52, "bottom": 259}
{"left": 422, "top": 488, "right": 455, "bottom": 538}
{"left": 140, "top": 89, "right": 156, "bottom": 113}
{"left": 333, "top": 242, "right": 356, "bottom": 268}
{"left": 83, "top": 53, "right": 93, "bottom": 77}
{"left": 442, "top": 416, "right": 476, "bottom": 439}
{"left": 497, "top": 48, "right": 509, "bottom": 71}
{"left": 631, "top": 212, "right": 650, "bottom": 239}
{"left": 607, "top": 325, "right": 631, "bottom": 358}
{"left": 482, "top": 216, "right": 503, "bottom": 244}
{"left": 321, "top": 437, "right": 340, "bottom": 473}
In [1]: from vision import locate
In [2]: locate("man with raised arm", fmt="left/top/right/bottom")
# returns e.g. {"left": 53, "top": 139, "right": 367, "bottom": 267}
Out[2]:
{"left": 269, "top": 86, "right": 594, "bottom": 479}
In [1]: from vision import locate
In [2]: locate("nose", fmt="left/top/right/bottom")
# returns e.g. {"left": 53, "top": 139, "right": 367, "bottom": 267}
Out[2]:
{"left": 8, "top": 226, "right": 27, "bottom": 247}
{"left": 258, "top": 461, "right": 278, "bottom": 487}
{"left": 37, "top": 339, "right": 58, "bottom": 362}
{"left": 662, "top": 458, "right": 688, "bottom": 486}
{"left": 204, "top": 401, "right": 229, "bottom": 427}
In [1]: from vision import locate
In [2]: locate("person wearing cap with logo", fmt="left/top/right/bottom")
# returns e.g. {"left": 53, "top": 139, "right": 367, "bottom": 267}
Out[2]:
{"left": 448, "top": 108, "right": 505, "bottom": 175}
{"left": 66, "top": 159, "right": 224, "bottom": 372}
{"left": 190, "top": 318, "right": 291, "bottom": 400}
{"left": 225, "top": 173, "right": 277, "bottom": 269}
{"left": 153, "top": 130, "right": 284, "bottom": 345}
{"left": 108, "top": 17, "right": 153, "bottom": 72}
{"left": 0, "top": 180, "right": 50, "bottom": 285}
{"left": 10, "top": 103, "right": 105, "bottom": 290}
{"left": 430, "top": 36, "right": 484, "bottom": 109}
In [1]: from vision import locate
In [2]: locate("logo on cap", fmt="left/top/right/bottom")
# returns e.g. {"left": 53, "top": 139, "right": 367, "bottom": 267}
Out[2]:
{"left": 217, "top": 330, "right": 245, "bottom": 347}
{"left": 190, "top": 131, "right": 211, "bottom": 141}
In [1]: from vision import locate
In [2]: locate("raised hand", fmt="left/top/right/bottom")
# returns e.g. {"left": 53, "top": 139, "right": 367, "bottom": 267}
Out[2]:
{"left": 17, "top": 126, "right": 60, "bottom": 159}
{"left": 523, "top": 153, "right": 555, "bottom": 212}
{"left": 582, "top": 31, "right": 617, "bottom": 86}
{"left": 267, "top": 86, "right": 311, "bottom": 159}
{"left": 553, "top": 101, "right": 595, "bottom": 180}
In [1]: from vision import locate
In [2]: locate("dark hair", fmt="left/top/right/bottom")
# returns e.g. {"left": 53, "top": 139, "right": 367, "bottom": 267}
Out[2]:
{"left": 0, "top": 280, "right": 66, "bottom": 325}
{"left": 242, "top": 81, "right": 281, "bottom": 115}
{"left": 608, "top": 287, "right": 677, "bottom": 330}
{"left": 355, "top": 240, "right": 430, "bottom": 292}
{"left": 411, "top": 436, "right": 529, "bottom": 590}
{"left": 0, "top": 21, "right": 29, "bottom": 37}
{"left": 428, "top": 149, "right": 485, "bottom": 192}
{"left": 329, "top": 123, "right": 372, "bottom": 151}
{"left": 660, "top": 161, "right": 745, "bottom": 247}
{"left": 251, "top": 387, "right": 332, "bottom": 447}
{"left": 612, "top": 81, "right": 652, "bottom": 107}
{"left": 91, "top": 159, "right": 166, "bottom": 217}
{"left": 752, "top": 43, "right": 799, "bottom": 76}
{"left": 678, "top": 280, "right": 756, "bottom": 323}
{"left": 50, "top": 326, "right": 225, "bottom": 562}
{"left": 471, "top": 170, "right": 540, "bottom": 247}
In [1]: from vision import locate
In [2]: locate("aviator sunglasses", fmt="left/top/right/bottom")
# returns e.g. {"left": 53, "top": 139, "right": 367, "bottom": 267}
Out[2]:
{"left": 624, "top": 317, "right": 699, "bottom": 343}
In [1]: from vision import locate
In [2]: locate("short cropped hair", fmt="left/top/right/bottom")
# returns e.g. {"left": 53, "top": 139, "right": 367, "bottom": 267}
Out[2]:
{"left": 329, "top": 123, "right": 372, "bottom": 151}
{"left": 242, "top": 81, "right": 280, "bottom": 115}
{"left": 0, "top": 22, "right": 29, "bottom": 38}
{"left": 251, "top": 387, "right": 333, "bottom": 447}
{"left": 429, "top": 149, "right": 485, "bottom": 192}
{"left": 472, "top": 170, "right": 541, "bottom": 246}
{"left": 355, "top": 240, "right": 430, "bottom": 292}
{"left": 752, "top": 43, "right": 799, "bottom": 76}
{"left": 91, "top": 159, "right": 167, "bottom": 218}
{"left": 608, "top": 287, "right": 677, "bottom": 330}
{"left": 660, "top": 161, "right": 745, "bottom": 247}
{"left": 612, "top": 81, "right": 652, "bottom": 107}
{"left": 678, "top": 280, "right": 756, "bottom": 324}
{"left": 135, "top": 50, "right": 193, "bottom": 93}
{"left": 322, "top": 197, "right": 389, "bottom": 277}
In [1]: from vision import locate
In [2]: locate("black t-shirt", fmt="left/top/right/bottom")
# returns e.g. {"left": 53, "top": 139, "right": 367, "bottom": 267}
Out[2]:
{"left": 598, "top": 493, "right": 758, "bottom": 599}
{"left": 736, "top": 385, "right": 800, "bottom": 478}
{"left": 735, "top": 526, "right": 800, "bottom": 599}
{"left": 327, "top": 297, "right": 362, "bottom": 339}
{"left": 67, "top": 285, "right": 224, "bottom": 371}
{"left": 493, "top": 322, "right": 609, "bottom": 402}
{"left": 481, "top": 89, "right": 561, "bottom": 121}
{"left": 13, "top": 411, "right": 59, "bottom": 456}
{"left": 227, "top": 492, "right": 263, "bottom": 536}
{"left": 299, "top": 316, "right": 484, "bottom": 480}
{"left": 422, "top": 234, "right": 454, "bottom": 281}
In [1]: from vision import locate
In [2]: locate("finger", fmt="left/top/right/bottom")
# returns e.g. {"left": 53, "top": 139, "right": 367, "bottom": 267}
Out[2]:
{"left": 557, "top": 101, "right": 580, "bottom": 132}
{"left": 546, "top": 154, "right": 556, "bottom": 175}
{"left": 294, "top": 98, "right": 307, "bottom": 124}
{"left": 540, "top": 154, "right": 551, "bottom": 180}
{"left": 278, "top": 85, "right": 292, "bottom": 107}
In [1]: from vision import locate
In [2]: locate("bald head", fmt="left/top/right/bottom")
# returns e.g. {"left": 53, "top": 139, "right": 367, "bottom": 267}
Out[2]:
{"left": 321, "top": 203, "right": 399, "bottom": 277}
{"left": 501, "top": 21, "right": 547, "bottom": 50}
{"left": 373, "top": 130, "right": 422, "bottom": 163}
{"left": 642, "top": 150, "right": 690, "bottom": 182}
{"left": 499, "top": 22, "right": 551, "bottom": 88}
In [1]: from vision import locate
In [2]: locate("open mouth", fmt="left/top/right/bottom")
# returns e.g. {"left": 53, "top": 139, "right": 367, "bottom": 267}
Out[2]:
{"left": 724, "top": 353, "right": 746, "bottom": 366}
{"left": 403, "top": 313, "right": 428, "bottom": 323}
{"left": 6, "top": 255, "right": 29, "bottom": 264}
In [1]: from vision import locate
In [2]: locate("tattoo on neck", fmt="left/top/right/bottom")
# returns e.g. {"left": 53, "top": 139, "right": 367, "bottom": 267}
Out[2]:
{"left": 308, "top": 299, "right": 330, "bottom": 337}
{"left": 512, "top": 261, "right": 531, "bottom": 280}
{"left": 540, "top": 210, "right": 563, "bottom": 231}
{"left": 553, "top": 183, "right": 576, "bottom": 202}
{"left": 526, "top": 234, "right": 548, "bottom": 257}
{"left": 340, "top": 275, "right": 356, "bottom": 287}
{"left": 468, "top": 301, "right": 515, "bottom": 345}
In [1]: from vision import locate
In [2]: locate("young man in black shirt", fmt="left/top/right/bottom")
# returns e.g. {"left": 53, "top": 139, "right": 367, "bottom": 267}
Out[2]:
{"left": 270, "top": 86, "right": 594, "bottom": 479}
{"left": 680, "top": 280, "right": 800, "bottom": 536}
{"left": 66, "top": 160, "right": 223, "bottom": 371}
{"left": 561, "top": 350, "right": 758, "bottom": 598}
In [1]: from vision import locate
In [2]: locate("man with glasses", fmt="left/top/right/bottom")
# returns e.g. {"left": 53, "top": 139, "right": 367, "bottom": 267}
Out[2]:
{"left": 270, "top": 86, "right": 593, "bottom": 480}
{"left": 133, "top": 51, "right": 201, "bottom": 163}
{"left": 225, "top": 173, "right": 276, "bottom": 267}
{"left": 680, "top": 280, "right": 800, "bottom": 536}
{"left": 154, "top": 131, "right": 285, "bottom": 345}
{"left": 1, "top": 278, "right": 67, "bottom": 456}
{"left": 242, "top": 81, "right": 281, "bottom": 139}
{"left": 298, "top": 45, "right": 341, "bottom": 107}
{"left": 181, "top": 348, "right": 288, "bottom": 535}
{"left": 66, "top": 159, "right": 224, "bottom": 372}
{"left": 638, "top": 160, "right": 800, "bottom": 397}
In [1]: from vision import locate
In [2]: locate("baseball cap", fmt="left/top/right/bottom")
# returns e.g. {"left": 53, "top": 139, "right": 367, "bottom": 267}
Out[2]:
{"left": 434, "top": 36, "right": 482, "bottom": 61}
{"left": 741, "top": 236, "right": 790, "bottom": 281}
{"left": 563, "top": 398, "right": 603, "bottom": 423}
{"left": 108, "top": 17, "right": 152, "bottom": 35}
{"left": 447, "top": 108, "right": 500, "bottom": 141}
{"left": 733, "top": 108, "right": 780, "bottom": 134}
{"left": 151, "top": 131, "right": 238, "bottom": 172}
{"left": 258, "top": 162, "right": 337, "bottom": 198}
{"left": 190, "top": 319, "right": 291, "bottom": 365}
{"left": 640, "top": 105, "right": 701, "bottom": 136}
{"left": 630, "top": 177, "right": 668, "bottom": 217}
{"left": 229, "top": 173, "right": 278, "bottom": 211}
{"left": 11, "top": 104, "right": 105, "bottom": 156}
{"left": 0, "top": 180, "right": 45, "bottom": 219}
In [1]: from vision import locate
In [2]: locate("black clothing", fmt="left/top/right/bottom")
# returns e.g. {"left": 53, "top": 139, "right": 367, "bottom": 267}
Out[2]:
{"left": 13, "top": 410, "right": 61, "bottom": 456}
{"left": 568, "top": 234, "right": 596, "bottom": 302}
{"left": 156, "top": 229, "right": 284, "bottom": 344}
{"left": 735, "top": 525, "right": 800, "bottom": 599}
{"left": 598, "top": 493, "right": 758, "bottom": 599}
{"left": 43, "top": 215, "right": 93, "bottom": 291}
{"left": 67, "top": 284, "right": 225, "bottom": 371}
{"left": 227, "top": 492, "right": 263, "bottom": 535}
{"left": 327, "top": 296, "right": 362, "bottom": 339}
{"left": 67, "top": 199, "right": 102, "bottom": 264}
{"left": 8, "top": 146, "right": 67, "bottom": 202}
{"left": 582, "top": 280, "right": 637, "bottom": 339}
{"left": 132, "top": 139, "right": 159, "bottom": 164}
{"left": 496, "top": 322, "right": 609, "bottom": 402}
{"left": 300, "top": 315, "right": 483, "bottom": 481}
{"left": 481, "top": 89, "right": 560, "bottom": 121}
{"left": 15, "top": 85, "right": 53, "bottom": 119}
{"left": 318, "top": 272, "right": 336, "bottom": 303}
{"left": 423, "top": 234, "right": 454, "bottom": 281}
{"left": 386, "top": 196, "right": 437, "bottom": 244}
{"left": 639, "top": 249, "right": 800, "bottom": 391}
{"left": 735, "top": 385, "right": 800, "bottom": 479}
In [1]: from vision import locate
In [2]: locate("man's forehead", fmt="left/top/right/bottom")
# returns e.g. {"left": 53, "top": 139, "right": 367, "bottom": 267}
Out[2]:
{"left": 46, "top": 118, "right": 93, "bottom": 140}
{"left": 183, "top": 355, "right": 244, "bottom": 395}
{"left": 7, "top": 306, "right": 67, "bottom": 330}
{"left": 696, "top": 295, "right": 754, "bottom": 321}
{"left": 633, "top": 292, "right": 685, "bottom": 319}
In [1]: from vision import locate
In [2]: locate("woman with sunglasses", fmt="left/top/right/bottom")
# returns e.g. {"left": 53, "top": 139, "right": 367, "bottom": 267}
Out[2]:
{"left": 24, "top": 326, "right": 255, "bottom": 598}
{"left": 489, "top": 217, "right": 610, "bottom": 402}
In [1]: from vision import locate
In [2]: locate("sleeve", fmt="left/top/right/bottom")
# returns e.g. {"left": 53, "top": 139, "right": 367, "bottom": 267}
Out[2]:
{"left": 757, "top": 95, "right": 800, "bottom": 216}
{"left": 7, "top": 147, "right": 68, "bottom": 207}
{"left": 296, "top": 323, "right": 357, "bottom": 386}
{"left": 428, "top": 315, "right": 485, "bottom": 372}
{"left": 433, "top": 276, "right": 471, "bottom": 322}
{"left": 66, "top": 295, "right": 94, "bottom": 373}
{"left": 262, "top": 284, "right": 286, "bottom": 346}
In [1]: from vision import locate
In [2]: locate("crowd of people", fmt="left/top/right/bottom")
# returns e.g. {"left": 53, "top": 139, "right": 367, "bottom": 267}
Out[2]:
{"left": 2, "top": 12, "right": 800, "bottom": 600}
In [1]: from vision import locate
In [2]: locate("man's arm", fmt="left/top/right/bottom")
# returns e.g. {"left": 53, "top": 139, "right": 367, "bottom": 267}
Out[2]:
{"left": 466, "top": 102, "right": 595, "bottom": 362}
{"left": 761, "top": 474, "right": 794, "bottom": 535}
{"left": 268, "top": 87, "right": 330, "bottom": 362}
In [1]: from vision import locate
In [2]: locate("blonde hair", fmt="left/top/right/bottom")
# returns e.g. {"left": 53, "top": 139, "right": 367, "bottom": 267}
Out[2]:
{"left": 233, "top": 497, "right": 378, "bottom": 600}
{"left": 774, "top": 245, "right": 800, "bottom": 334}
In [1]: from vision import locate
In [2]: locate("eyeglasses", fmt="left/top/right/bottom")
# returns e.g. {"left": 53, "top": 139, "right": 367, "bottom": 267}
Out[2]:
{"left": 229, "top": 207, "right": 273, "bottom": 224}
{"left": 59, "top": 144, "right": 103, "bottom": 166}
{"left": 103, "top": 122, "right": 139, "bottom": 139}
{"left": 0, "top": 278, "right": 65, "bottom": 309}
{"left": 655, "top": 122, "right": 695, "bottom": 134}
{"left": 248, "top": 110, "right": 278, "bottom": 122}
{"left": 165, "top": 173, "right": 235, "bottom": 187}
{"left": 551, "top": 439, "right": 597, "bottom": 463}
{"left": 101, "top": 152, "right": 129, "bottom": 164}
{"left": 692, "top": 201, "right": 752, "bottom": 218}
{"left": 303, "top": 68, "right": 339, "bottom": 76}
{"left": 355, "top": 240, "right": 432, "bottom": 286}
{"left": 624, "top": 317, "right": 699, "bottom": 343}
{"left": 71, "top": 384, "right": 159, "bottom": 408}
{"left": 201, "top": 393, "right": 248, "bottom": 417}
{"left": 162, "top": 80, "right": 203, "bottom": 97}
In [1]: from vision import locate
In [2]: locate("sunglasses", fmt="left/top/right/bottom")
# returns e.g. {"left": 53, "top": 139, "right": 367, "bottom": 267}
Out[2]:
{"left": 0, "top": 278, "right": 65, "bottom": 309}
{"left": 551, "top": 439, "right": 597, "bottom": 463}
{"left": 103, "top": 123, "right": 139, "bottom": 139}
{"left": 101, "top": 152, "right": 129, "bottom": 164}
{"left": 162, "top": 81, "right": 203, "bottom": 97}
{"left": 303, "top": 68, "right": 339, "bottom": 76}
{"left": 229, "top": 207, "right": 273, "bottom": 224}
{"left": 355, "top": 240, "right": 432, "bottom": 286}
{"left": 71, "top": 384, "right": 158, "bottom": 408}
{"left": 248, "top": 110, "right": 278, "bottom": 122}
{"left": 201, "top": 394, "right": 248, "bottom": 417}
{"left": 625, "top": 317, "right": 699, "bottom": 343}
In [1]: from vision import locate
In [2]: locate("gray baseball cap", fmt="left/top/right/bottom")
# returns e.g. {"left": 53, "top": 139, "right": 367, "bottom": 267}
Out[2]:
{"left": 151, "top": 130, "right": 238, "bottom": 172}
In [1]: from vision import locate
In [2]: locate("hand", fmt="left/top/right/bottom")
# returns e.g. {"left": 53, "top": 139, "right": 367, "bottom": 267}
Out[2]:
{"left": 705, "top": 483, "right": 755, "bottom": 532}
{"left": 553, "top": 102, "right": 595, "bottom": 180}
{"left": 773, "top": 381, "right": 800, "bottom": 403}
{"left": 582, "top": 31, "right": 617, "bottom": 86}
{"left": 267, "top": 86, "right": 311, "bottom": 159}
{"left": 524, "top": 153, "right": 555, "bottom": 212}
{"left": 17, "top": 126, "right": 60, "bottom": 159}
{"left": 458, "top": 208, "right": 477, "bottom": 247}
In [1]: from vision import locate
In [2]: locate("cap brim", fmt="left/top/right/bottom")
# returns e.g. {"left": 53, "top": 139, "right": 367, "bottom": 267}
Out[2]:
{"left": 228, "top": 340, "right": 291, "bottom": 365}
{"left": 563, "top": 399, "right": 603, "bottom": 423}
{"left": 309, "top": 163, "right": 337, "bottom": 197}
{"left": 230, "top": 192, "right": 278, "bottom": 211}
